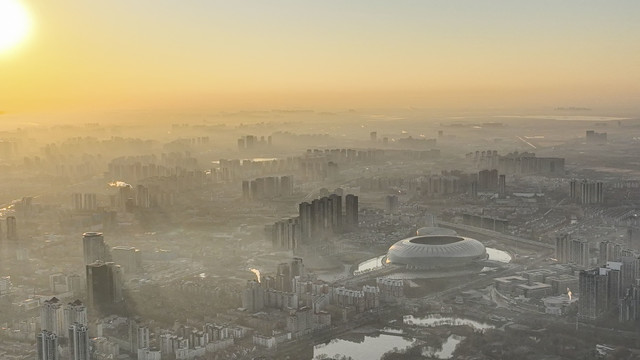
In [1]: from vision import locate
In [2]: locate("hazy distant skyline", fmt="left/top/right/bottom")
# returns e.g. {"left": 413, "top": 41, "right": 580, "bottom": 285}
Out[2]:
{"left": 2, "top": 0, "right": 639, "bottom": 114}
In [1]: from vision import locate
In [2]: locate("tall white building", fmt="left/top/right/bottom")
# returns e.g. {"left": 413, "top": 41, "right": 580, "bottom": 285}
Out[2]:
{"left": 64, "top": 300, "right": 87, "bottom": 330}
{"left": 112, "top": 246, "right": 142, "bottom": 274}
{"left": 37, "top": 330, "right": 59, "bottom": 360}
{"left": 0, "top": 275, "right": 12, "bottom": 296}
{"left": 41, "top": 297, "right": 65, "bottom": 337}
{"left": 68, "top": 323, "right": 90, "bottom": 360}
{"left": 83, "top": 232, "right": 108, "bottom": 265}
{"left": 138, "top": 348, "right": 161, "bottom": 360}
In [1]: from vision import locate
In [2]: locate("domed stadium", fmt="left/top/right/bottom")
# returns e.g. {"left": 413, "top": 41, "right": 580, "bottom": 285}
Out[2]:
{"left": 416, "top": 226, "right": 458, "bottom": 236}
{"left": 385, "top": 235, "right": 487, "bottom": 270}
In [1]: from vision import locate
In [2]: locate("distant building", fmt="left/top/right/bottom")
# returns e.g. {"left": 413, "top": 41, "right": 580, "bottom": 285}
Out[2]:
{"left": 571, "top": 180, "right": 604, "bottom": 204}
{"left": 111, "top": 246, "right": 142, "bottom": 275}
{"left": 619, "top": 280, "right": 640, "bottom": 322}
{"left": 86, "top": 261, "right": 123, "bottom": 314}
{"left": 72, "top": 193, "right": 97, "bottom": 211}
{"left": 37, "top": 330, "right": 59, "bottom": 360}
{"left": 64, "top": 300, "right": 87, "bottom": 331}
{"left": 570, "top": 239, "right": 590, "bottom": 267}
{"left": 498, "top": 152, "right": 564, "bottom": 176}
{"left": 6, "top": 215, "right": 17, "bottom": 241}
{"left": 40, "top": 297, "right": 65, "bottom": 336}
{"left": 470, "top": 180, "right": 478, "bottom": 199}
{"left": 555, "top": 234, "right": 589, "bottom": 267}
{"left": 385, "top": 195, "right": 399, "bottom": 214}
{"left": 345, "top": 194, "right": 359, "bottom": 231}
{"left": 243, "top": 175, "right": 295, "bottom": 200}
{"left": 130, "top": 321, "right": 151, "bottom": 351}
{"left": 138, "top": 348, "right": 162, "bottom": 360}
{"left": 498, "top": 174, "right": 506, "bottom": 198}
{"left": 83, "top": 193, "right": 97, "bottom": 211}
{"left": 82, "top": 232, "right": 108, "bottom": 265}
{"left": 136, "top": 185, "right": 150, "bottom": 208}
{"left": 586, "top": 130, "right": 607, "bottom": 144}
{"left": 578, "top": 264, "right": 622, "bottom": 321}
{"left": 477, "top": 169, "right": 499, "bottom": 191}
{"left": 242, "top": 280, "right": 265, "bottom": 313}
{"left": 598, "top": 240, "right": 616, "bottom": 264}
{"left": 268, "top": 217, "right": 299, "bottom": 251}
{"left": 68, "top": 323, "right": 90, "bottom": 360}
{"left": 72, "top": 193, "right": 83, "bottom": 211}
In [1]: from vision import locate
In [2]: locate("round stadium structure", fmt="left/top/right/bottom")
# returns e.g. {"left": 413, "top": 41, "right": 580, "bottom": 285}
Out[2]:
{"left": 416, "top": 226, "right": 458, "bottom": 236}
{"left": 385, "top": 235, "right": 487, "bottom": 270}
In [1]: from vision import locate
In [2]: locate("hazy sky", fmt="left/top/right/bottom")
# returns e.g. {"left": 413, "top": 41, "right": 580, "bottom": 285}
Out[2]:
{"left": 1, "top": 0, "right": 639, "bottom": 114}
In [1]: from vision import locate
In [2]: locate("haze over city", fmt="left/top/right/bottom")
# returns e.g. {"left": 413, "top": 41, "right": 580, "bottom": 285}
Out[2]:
{"left": 2, "top": 0, "right": 640, "bottom": 115}
{"left": 1, "top": 1, "right": 640, "bottom": 360}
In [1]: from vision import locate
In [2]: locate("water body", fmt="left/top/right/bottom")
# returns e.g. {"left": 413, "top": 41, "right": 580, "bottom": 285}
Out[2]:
{"left": 314, "top": 314, "right": 490, "bottom": 360}
{"left": 423, "top": 334, "right": 465, "bottom": 359}
{"left": 485, "top": 247, "right": 511, "bottom": 263}
{"left": 313, "top": 333, "right": 415, "bottom": 360}
{"left": 403, "top": 314, "right": 494, "bottom": 331}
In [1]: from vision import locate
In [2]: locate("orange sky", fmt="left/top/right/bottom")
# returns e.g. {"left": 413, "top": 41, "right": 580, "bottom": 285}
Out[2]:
{"left": 1, "top": 1, "right": 639, "bottom": 114}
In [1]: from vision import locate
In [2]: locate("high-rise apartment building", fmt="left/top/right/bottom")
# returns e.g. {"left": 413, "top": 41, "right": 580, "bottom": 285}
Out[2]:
{"left": 498, "top": 174, "right": 506, "bottom": 198}
{"left": 37, "top": 330, "right": 59, "bottom": 360}
{"left": 83, "top": 232, "right": 107, "bottom": 265}
{"left": 578, "top": 268, "right": 610, "bottom": 321}
{"left": 68, "top": 323, "right": 90, "bottom": 360}
{"left": 64, "top": 300, "right": 87, "bottom": 331}
{"left": 6, "top": 215, "right": 17, "bottom": 241}
{"left": 83, "top": 193, "right": 97, "bottom": 211}
{"left": 555, "top": 234, "right": 590, "bottom": 267}
{"left": 345, "top": 194, "right": 359, "bottom": 231}
{"left": 86, "top": 261, "right": 123, "bottom": 313}
{"left": 242, "top": 280, "right": 265, "bottom": 313}
{"left": 72, "top": 193, "right": 83, "bottom": 211}
{"left": 111, "top": 246, "right": 142, "bottom": 274}
{"left": 570, "top": 239, "right": 590, "bottom": 267}
{"left": 598, "top": 240, "right": 616, "bottom": 265}
{"left": 40, "top": 297, "right": 65, "bottom": 336}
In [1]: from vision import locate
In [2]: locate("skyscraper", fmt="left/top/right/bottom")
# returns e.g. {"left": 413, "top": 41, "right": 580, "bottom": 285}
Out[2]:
{"left": 129, "top": 321, "right": 150, "bottom": 351}
{"left": 570, "top": 239, "right": 590, "bottom": 267}
{"left": 598, "top": 240, "right": 615, "bottom": 265}
{"left": 40, "top": 297, "right": 65, "bottom": 337}
{"left": 72, "top": 193, "right": 83, "bottom": 211}
{"left": 136, "top": 185, "right": 150, "bottom": 208}
{"left": 68, "top": 323, "right": 90, "bottom": 360}
{"left": 569, "top": 179, "right": 578, "bottom": 200}
{"left": 111, "top": 246, "right": 142, "bottom": 274}
{"left": 578, "top": 268, "right": 611, "bottom": 321}
{"left": 64, "top": 300, "right": 87, "bottom": 331}
{"left": 345, "top": 194, "right": 359, "bottom": 231}
{"left": 329, "top": 194, "right": 343, "bottom": 232}
{"left": 82, "top": 232, "right": 107, "bottom": 265}
{"left": 498, "top": 174, "right": 506, "bottom": 198}
{"left": 242, "top": 280, "right": 265, "bottom": 313}
{"left": 37, "top": 330, "right": 59, "bottom": 360}
{"left": 298, "top": 202, "right": 313, "bottom": 242}
{"left": 83, "top": 193, "right": 97, "bottom": 211}
{"left": 86, "top": 261, "right": 123, "bottom": 313}
{"left": 6, "top": 215, "right": 17, "bottom": 241}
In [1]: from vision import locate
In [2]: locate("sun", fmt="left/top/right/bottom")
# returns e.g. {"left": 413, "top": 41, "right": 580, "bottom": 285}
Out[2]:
{"left": 0, "top": 0, "right": 31, "bottom": 53}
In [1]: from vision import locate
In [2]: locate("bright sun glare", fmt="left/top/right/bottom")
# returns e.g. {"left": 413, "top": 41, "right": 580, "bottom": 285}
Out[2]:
{"left": 0, "top": 0, "right": 31, "bottom": 53}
